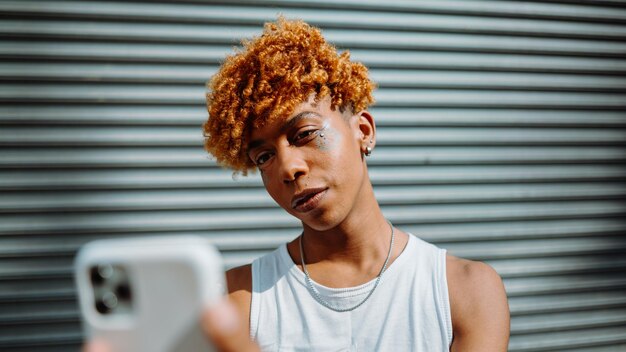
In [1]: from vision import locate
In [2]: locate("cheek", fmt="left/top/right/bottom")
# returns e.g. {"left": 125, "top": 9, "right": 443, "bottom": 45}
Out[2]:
{"left": 314, "top": 124, "right": 343, "bottom": 152}
{"left": 261, "top": 172, "right": 290, "bottom": 205}
{"left": 260, "top": 172, "right": 277, "bottom": 198}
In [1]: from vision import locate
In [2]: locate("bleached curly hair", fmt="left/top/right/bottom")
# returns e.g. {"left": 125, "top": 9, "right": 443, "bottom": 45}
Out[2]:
{"left": 203, "top": 17, "right": 375, "bottom": 174}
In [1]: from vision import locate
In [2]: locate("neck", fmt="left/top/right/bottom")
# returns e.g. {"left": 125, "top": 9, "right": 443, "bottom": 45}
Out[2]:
{"left": 300, "top": 186, "right": 391, "bottom": 268}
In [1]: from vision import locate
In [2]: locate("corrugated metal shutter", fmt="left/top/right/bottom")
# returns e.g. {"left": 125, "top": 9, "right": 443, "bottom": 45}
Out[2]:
{"left": 1, "top": 0, "right": 625, "bottom": 350}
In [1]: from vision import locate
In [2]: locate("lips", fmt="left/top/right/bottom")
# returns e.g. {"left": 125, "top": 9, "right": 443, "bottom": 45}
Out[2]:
{"left": 291, "top": 187, "right": 327, "bottom": 212}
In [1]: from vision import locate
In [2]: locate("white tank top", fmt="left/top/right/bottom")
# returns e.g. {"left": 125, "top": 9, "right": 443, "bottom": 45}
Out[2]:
{"left": 250, "top": 234, "right": 453, "bottom": 351}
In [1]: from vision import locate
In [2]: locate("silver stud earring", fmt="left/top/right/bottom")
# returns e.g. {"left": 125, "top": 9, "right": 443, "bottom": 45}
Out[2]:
{"left": 365, "top": 146, "right": 372, "bottom": 156}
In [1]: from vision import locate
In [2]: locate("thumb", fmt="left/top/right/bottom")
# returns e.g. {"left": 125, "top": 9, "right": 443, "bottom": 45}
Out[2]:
{"left": 201, "top": 300, "right": 260, "bottom": 352}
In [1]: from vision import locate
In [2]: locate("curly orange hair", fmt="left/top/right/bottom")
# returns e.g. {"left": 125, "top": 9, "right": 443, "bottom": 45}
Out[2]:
{"left": 203, "top": 18, "right": 375, "bottom": 174}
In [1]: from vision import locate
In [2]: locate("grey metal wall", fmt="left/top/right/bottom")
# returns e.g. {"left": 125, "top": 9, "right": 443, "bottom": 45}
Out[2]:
{"left": 1, "top": 0, "right": 625, "bottom": 351}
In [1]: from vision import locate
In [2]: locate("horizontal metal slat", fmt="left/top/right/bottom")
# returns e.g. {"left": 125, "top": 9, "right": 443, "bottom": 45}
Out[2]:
{"left": 2, "top": 83, "right": 625, "bottom": 108}
{"left": 0, "top": 62, "right": 218, "bottom": 85}
{"left": 368, "top": 165, "right": 626, "bottom": 186}
{"left": 446, "top": 236, "right": 626, "bottom": 260}
{"left": 0, "top": 287, "right": 74, "bottom": 303}
{"left": 0, "top": 200, "right": 624, "bottom": 235}
{"left": 232, "top": 0, "right": 626, "bottom": 23}
{"left": 488, "top": 255, "right": 626, "bottom": 278}
{"left": 0, "top": 246, "right": 265, "bottom": 278}
{"left": 0, "top": 41, "right": 227, "bottom": 63}
{"left": 378, "top": 127, "right": 626, "bottom": 146}
{"left": 328, "top": 29, "right": 626, "bottom": 56}
{"left": 2, "top": 0, "right": 625, "bottom": 25}
{"left": 370, "top": 146, "right": 626, "bottom": 165}
{"left": 3, "top": 41, "right": 626, "bottom": 74}
{"left": 0, "top": 232, "right": 297, "bottom": 259}
{"left": 2, "top": 105, "right": 625, "bottom": 128}
{"left": 2, "top": 164, "right": 625, "bottom": 191}
{"left": 0, "top": 331, "right": 81, "bottom": 350}
{"left": 561, "top": 344, "right": 626, "bottom": 352}
{"left": 0, "top": 249, "right": 266, "bottom": 284}
{"left": 1, "top": 218, "right": 624, "bottom": 258}
{"left": 1, "top": 125, "right": 624, "bottom": 147}
{"left": 370, "top": 109, "right": 626, "bottom": 127}
{"left": 4, "top": 63, "right": 626, "bottom": 93}
{"left": 0, "top": 305, "right": 77, "bottom": 325}
{"left": 508, "top": 326, "right": 626, "bottom": 351}
{"left": 511, "top": 308, "right": 626, "bottom": 335}
{"left": 509, "top": 291, "right": 626, "bottom": 315}
{"left": 4, "top": 9, "right": 626, "bottom": 41}
{"left": 374, "top": 89, "right": 626, "bottom": 109}
{"left": 0, "top": 19, "right": 251, "bottom": 43}
{"left": 351, "top": 50, "right": 626, "bottom": 73}
{"left": 0, "top": 267, "right": 69, "bottom": 280}
{"left": 405, "top": 218, "right": 626, "bottom": 242}
{"left": 0, "top": 280, "right": 73, "bottom": 301}
{"left": 0, "top": 299, "right": 77, "bottom": 320}
{"left": 0, "top": 147, "right": 215, "bottom": 168}
{"left": 505, "top": 274, "right": 626, "bottom": 297}
{"left": 4, "top": 239, "right": 625, "bottom": 278}
{"left": 0, "top": 105, "right": 210, "bottom": 126}
{"left": 4, "top": 19, "right": 626, "bottom": 56}
{"left": 2, "top": 147, "right": 625, "bottom": 169}
{"left": 0, "top": 168, "right": 258, "bottom": 190}
{"left": 2, "top": 183, "right": 624, "bottom": 213}
{"left": 5, "top": 256, "right": 626, "bottom": 299}
{"left": 372, "top": 70, "right": 626, "bottom": 91}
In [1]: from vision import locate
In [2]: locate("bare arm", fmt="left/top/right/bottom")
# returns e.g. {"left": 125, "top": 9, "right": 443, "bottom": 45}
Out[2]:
{"left": 200, "top": 264, "right": 258, "bottom": 352}
{"left": 447, "top": 255, "right": 510, "bottom": 352}
{"left": 225, "top": 264, "right": 253, "bottom": 334}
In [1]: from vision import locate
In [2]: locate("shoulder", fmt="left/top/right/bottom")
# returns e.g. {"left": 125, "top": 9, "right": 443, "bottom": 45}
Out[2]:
{"left": 226, "top": 264, "right": 252, "bottom": 294}
{"left": 225, "top": 264, "right": 252, "bottom": 334}
{"left": 446, "top": 254, "right": 510, "bottom": 351}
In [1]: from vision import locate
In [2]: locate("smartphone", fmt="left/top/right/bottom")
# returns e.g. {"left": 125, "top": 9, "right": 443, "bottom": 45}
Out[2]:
{"left": 74, "top": 235, "right": 225, "bottom": 352}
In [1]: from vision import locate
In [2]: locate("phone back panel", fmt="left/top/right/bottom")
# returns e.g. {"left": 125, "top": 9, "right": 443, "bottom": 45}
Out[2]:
{"left": 75, "top": 236, "right": 224, "bottom": 352}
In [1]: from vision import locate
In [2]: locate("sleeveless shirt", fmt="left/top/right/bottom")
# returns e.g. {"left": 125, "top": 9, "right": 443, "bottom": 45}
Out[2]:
{"left": 250, "top": 234, "right": 453, "bottom": 351}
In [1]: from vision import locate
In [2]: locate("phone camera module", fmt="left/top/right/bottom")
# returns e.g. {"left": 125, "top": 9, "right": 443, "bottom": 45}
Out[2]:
{"left": 89, "top": 264, "right": 133, "bottom": 316}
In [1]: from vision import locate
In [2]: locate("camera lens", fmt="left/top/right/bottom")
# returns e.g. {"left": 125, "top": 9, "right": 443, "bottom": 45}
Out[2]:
{"left": 90, "top": 264, "right": 114, "bottom": 286}
{"left": 116, "top": 283, "right": 132, "bottom": 301}
{"left": 97, "top": 264, "right": 114, "bottom": 279}
{"left": 95, "top": 299, "right": 111, "bottom": 314}
{"left": 102, "top": 291, "right": 118, "bottom": 309}
{"left": 90, "top": 266, "right": 103, "bottom": 285}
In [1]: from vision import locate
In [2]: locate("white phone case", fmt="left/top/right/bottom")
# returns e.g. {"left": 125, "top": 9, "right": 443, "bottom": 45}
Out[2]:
{"left": 75, "top": 236, "right": 225, "bottom": 352}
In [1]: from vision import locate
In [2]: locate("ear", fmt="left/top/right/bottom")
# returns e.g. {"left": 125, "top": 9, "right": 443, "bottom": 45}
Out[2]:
{"left": 353, "top": 110, "right": 376, "bottom": 155}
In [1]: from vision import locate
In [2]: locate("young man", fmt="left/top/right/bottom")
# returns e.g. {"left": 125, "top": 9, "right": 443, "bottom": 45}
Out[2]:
{"left": 201, "top": 18, "right": 510, "bottom": 351}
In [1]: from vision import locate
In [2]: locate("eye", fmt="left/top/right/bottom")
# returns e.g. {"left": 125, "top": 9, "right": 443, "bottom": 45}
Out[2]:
{"left": 254, "top": 152, "right": 274, "bottom": 166}
{"left": 293, "top": 129, "right": 317, "bottom": 143}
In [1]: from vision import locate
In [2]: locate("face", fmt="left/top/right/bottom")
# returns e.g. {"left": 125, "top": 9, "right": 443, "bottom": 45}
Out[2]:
{"left": 247, "top": 95, "right": 373, "bottom": 231}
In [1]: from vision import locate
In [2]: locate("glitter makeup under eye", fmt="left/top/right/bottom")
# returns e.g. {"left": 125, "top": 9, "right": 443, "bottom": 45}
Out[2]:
{"left": 314, "top": 124, "right": 334, "bottom": 151}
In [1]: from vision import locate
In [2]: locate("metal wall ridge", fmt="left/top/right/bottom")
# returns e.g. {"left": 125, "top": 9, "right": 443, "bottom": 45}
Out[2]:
{"left": 3, "top": 0, "right": 626, "bottom": 23}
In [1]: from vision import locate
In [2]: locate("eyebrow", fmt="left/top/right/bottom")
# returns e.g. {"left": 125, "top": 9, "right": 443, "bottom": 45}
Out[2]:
{"left": 280, "top": 111, "right": 322, "bottom": 134}
{"left": 247, "top": 111, "right": 322, "bottom": 152}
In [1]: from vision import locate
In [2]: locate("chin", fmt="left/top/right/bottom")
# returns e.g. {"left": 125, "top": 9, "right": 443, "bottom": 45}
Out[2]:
{"left": 298, "top": 210, "right": 345, "bottom": 232}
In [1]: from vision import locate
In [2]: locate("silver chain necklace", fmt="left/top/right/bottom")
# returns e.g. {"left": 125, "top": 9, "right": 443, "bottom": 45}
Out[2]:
{"left": 298, "top": 221, "right": 395, "bottom": 312}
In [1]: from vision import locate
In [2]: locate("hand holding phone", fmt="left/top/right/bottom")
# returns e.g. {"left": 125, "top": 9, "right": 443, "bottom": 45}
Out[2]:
{"left": 75, "top": 236, "right": 225, "bottom": 352}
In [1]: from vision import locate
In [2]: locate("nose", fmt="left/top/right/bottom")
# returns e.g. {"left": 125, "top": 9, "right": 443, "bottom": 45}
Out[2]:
{"left": 277, "top": 147, "right": 308, "bottom": 184}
